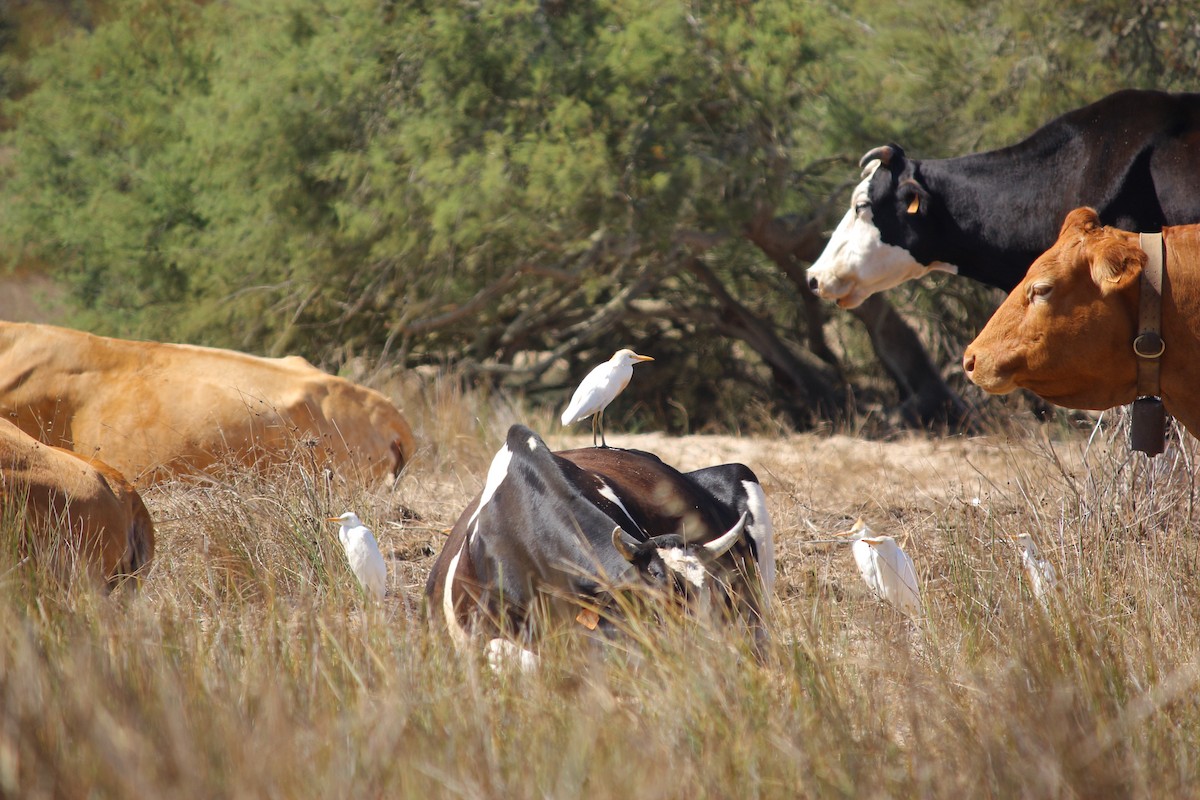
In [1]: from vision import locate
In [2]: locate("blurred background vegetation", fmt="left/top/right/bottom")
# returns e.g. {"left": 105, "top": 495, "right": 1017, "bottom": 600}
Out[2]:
{"left": 1, "top": 0, "right": 1197, "bottom": 433}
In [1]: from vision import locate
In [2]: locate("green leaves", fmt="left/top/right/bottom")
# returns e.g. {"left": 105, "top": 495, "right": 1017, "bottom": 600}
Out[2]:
{"left": 2, "top": 0, "right": 1197, "bottom": 425}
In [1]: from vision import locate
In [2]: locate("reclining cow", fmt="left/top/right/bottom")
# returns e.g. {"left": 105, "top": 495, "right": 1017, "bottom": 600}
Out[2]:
{"left": 807, "top": 89, "right": 1200, "bottom": 308}
{"left": 964, "top": 208, "right": 1200, "bottom": 439}
{"left": 0, "top": 321, "right": 416, "bottom": 486}
{"left": 1, "top": 418, "right": 155, "bottom": 591}
{"left": 425, "top": 425, "right": 773, "bottom": 666}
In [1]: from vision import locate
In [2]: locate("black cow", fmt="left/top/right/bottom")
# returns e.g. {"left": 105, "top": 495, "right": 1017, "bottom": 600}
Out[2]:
{"left": 424, "top": 425, "right": 773, "bottom": 666}
{"left": 806, "top": 89, "right": 1200, "bottom": 308}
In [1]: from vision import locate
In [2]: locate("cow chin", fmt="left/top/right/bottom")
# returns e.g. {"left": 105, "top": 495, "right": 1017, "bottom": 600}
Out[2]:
{"left": 971, "top": 372, "right": 1019, "bottom": 395}
{"left": 835, "top": 287, "right": 871, "bottom": 309}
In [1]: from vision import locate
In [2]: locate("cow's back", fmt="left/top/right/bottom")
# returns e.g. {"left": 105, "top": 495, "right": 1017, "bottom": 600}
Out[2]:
{"left": 0, "top": 321, "right": 415, "bottom": 484}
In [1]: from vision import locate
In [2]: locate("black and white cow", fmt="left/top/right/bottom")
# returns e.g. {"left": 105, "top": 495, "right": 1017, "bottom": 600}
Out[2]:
{"left": 806, "top": 89, "right": 1200, "bottom": 308}
{"left": 424, "top": 425, "right": 773, "bottom": 665}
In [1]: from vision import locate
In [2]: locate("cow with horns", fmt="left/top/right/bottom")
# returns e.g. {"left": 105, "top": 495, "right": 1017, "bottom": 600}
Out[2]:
{"left": 425, "top": 425, "right": 773, "bottom": 667}
{"left": 806, "top": 89, "right": 1200, "bottom": 308}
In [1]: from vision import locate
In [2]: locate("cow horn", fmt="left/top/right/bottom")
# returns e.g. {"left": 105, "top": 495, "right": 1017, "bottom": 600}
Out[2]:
{"left": 858, "top": 145, "right": 894, "bottom": 169}
{"left": 704, "top": 512, "right": 749, "bottom": 558}
{"left": 611, "top": 526, "right": 638, "bottom": 562}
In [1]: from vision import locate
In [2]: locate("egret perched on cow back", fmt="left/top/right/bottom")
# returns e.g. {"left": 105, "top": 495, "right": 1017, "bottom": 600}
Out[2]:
{"left": 837, "top": 519, "right": 922, "bottom": 615}
{"left": 1012, "top": 533, "right": 1057, "bottom": 604}
{"left": 328, "top": 511, "right": 386, "bottom": 601}
{"left": 561, "top": 349, "right": 654, "bottom": 447}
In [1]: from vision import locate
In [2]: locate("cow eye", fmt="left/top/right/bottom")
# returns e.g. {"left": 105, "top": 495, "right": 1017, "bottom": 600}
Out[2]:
{"left": 1028, "top": 282, "right": 1053, "bottom": 302}
{"left": 854, "top": 201, "right": 870, "bottom": 215}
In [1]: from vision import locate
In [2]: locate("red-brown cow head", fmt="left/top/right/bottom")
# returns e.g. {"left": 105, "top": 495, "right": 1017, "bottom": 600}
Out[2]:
{"left": 963, "top": 208, "right": 1142, "bottom": 409}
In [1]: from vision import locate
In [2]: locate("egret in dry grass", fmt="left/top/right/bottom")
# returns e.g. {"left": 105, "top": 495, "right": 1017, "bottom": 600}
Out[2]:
{"left": 561, "top": 349, "right": 654, "bottom": 447}
{"left": 1012, "top": 533, "right": 1057, "bottom": 604}
{"left": 328, "top": 511, "right": 386, "bottom": 602}
{"left": 837, "top": 519, "right": 922, "bottom": 615}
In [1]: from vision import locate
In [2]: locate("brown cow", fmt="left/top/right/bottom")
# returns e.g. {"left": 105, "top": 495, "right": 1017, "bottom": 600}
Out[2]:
{"left": 963, "top": 207, "right": 1200, "bottom": 437}
{"left": 0, "top": 321, "right": 417, "bottom": 486}
{"left": 1, "top": 419, "right": 155, "bottom": 590}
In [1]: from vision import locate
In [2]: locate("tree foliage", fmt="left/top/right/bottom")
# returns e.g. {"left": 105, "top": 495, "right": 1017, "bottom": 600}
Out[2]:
{"left": 1, "top": 0, "right": 1197, "bottom": 430}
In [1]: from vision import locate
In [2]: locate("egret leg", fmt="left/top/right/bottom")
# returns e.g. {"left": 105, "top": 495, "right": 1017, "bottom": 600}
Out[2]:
{"left": 591, "top": 412, "right": 599, "bottom": 447}
{"left": 597, "top": 408, "right": 608, "bottom": 448}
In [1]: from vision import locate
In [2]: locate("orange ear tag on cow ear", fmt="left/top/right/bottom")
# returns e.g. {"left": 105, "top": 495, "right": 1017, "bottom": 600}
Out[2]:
{"left": 907, "top": 196, "right": 920, "bottom": 214}
{"left": 576, "top": 608, "right": 600, "bottom": 630}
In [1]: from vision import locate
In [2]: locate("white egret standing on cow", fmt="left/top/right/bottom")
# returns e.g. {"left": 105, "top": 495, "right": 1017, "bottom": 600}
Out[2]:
{"left": 328, "top": 511, "right": 386, "bottom": 602}
{"left": 1012, "top": 533, "right": 1057, "bottom": 605}
{"left": 836, "top": 520, "right": 922, "bottom": 615}
{"left": 561, "top": 349, "right": 654, "bottom": 447}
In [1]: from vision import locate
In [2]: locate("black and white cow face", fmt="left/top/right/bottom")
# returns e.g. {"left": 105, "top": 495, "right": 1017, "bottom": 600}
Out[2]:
{"left": 611, "top": 514, "right": 749, "bottom": 618}
{"left": 806, "top": 145, "right": 959, "bottom": 308}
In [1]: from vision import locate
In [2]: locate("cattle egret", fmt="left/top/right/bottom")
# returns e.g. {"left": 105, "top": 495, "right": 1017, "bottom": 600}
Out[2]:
{"left": 836, "top": 520, "right": 921, "bottom": 615}
{"left": 561, "top": 349, "right": 654, "bottom": 447}
{"left": 328, "top": 511, "right": 386, "bottom": 601}
{"left": 1012, "top": 533, "right": 1057, "bottom": 604}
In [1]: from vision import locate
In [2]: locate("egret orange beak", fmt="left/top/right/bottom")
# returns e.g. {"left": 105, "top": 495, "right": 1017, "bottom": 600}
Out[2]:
{"left": 326, "top": 516, "right": 341, "bottom": 523}
{"left": 832, "top": 518, "right": 867, "bottom": 537}
{"left": 633, "top": 353, "right": 655, "bottom": 362}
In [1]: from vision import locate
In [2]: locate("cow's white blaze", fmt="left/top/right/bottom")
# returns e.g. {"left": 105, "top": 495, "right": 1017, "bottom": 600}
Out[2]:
{"left": 806, "top": 162, "right": 958, "bottom": 308}
{"left": 741, "top": 479, "right": 775, "bottom": 596}
{"left": 469, "top": 443, "right": 513, "bottom": 537}
{"left": 443, "top": 541, "right": 470, "bottom": 649}
{"left": 657, "top": 547, "right": 707, "bottom": 590}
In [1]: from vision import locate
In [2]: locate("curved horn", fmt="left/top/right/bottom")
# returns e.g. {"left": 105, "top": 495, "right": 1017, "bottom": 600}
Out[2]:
{"left": 704, "top": 512, "right": 749, "bottom": 558}
{"left": 611, "top": 526, "right": 638, "bottom": 562}
{"left": 858, "top": 145, "right": 894, "bottom": 170}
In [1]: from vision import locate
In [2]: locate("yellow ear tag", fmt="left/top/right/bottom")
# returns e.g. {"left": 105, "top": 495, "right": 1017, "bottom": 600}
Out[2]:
{"left": 576, "top": 608, "right": 600, "bottom": 630}
{"left": 907, "top": 196, "right": 920, "bottom": 214}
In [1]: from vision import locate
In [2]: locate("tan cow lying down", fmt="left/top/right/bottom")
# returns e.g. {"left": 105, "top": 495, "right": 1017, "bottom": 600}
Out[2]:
{"left": 0, "top": 322, "right": 417, "bottom": 486}
{"left": 964, "top": 208, "right": 1200, "bottom": 437}
{"left": 1, "top": 419, "right": 154, "bottom": 590}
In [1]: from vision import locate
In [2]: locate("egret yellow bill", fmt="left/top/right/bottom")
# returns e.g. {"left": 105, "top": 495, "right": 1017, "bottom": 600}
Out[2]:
{"left": 561, "top": 349, "right": 654, "bottom": 447}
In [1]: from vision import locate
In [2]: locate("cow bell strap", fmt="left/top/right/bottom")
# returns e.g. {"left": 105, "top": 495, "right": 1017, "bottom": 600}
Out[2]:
{"left": 1130, "top": 232, "right": 1166, "bottom": 457}
{"left": 1135, "top": 232, "right": 1165, "bottom": 397}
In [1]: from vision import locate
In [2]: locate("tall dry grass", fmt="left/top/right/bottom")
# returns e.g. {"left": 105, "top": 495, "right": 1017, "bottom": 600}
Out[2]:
{"left": 4, "top": 379, "right": 1200, "bottom": 798}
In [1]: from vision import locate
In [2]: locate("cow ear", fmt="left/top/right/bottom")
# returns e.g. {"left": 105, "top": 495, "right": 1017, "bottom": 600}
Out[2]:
{"left": 898, "top": 179, "right": 928, "bottom": 216}
{"left": 1090, "top": 242, "right": 1142, "bottom": 295}
{"left": 1061, "top": 206, "right": 1101, "bottom": 236}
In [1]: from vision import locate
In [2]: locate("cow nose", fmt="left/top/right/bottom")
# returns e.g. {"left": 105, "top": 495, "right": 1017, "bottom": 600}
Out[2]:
{"left": 963, "top": 352, "right": 975, "bottom": 374}
{"left": 808, "top": 274, "right": 820, "bottom": 292}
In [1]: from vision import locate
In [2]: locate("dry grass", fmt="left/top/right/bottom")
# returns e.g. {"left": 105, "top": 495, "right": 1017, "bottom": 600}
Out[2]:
{"left": 4, "top": 379, "right": 1200, "bottom": 799}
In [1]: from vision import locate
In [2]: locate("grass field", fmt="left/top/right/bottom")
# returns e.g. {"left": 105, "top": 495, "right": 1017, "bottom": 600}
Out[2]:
{"left": 4, "top": 373, "right": 1200, "bottom": 798}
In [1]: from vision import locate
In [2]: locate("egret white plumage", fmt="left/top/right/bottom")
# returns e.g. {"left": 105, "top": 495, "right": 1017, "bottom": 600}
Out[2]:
{"left": 1012, "top": 533, "right": 1057, "bottom": 603}
{"left": 837, "top": 520, "right": 922, "bottom": 615}
{"left": 560, "top": 349, "right": 654, "bottom": 447}
{"left": 328, "top": 511, "right": 387, "bottom": 601}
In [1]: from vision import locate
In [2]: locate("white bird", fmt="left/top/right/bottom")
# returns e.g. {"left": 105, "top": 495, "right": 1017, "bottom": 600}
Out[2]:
{"left": 560, "top": 348, "right": 654, "bottom": 447}
{"left": 1012, "top": 533, "right": 1057, "bottom": 604}
{"left": 837, "top": 519, "right": 922, "bottom": 615}
{"left": 328, "top": 511, "right": 386, "bottom": 601}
